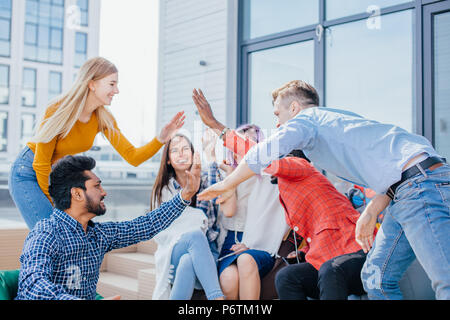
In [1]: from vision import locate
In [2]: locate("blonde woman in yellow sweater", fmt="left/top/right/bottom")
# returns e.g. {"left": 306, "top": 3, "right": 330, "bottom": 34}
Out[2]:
{"left": 8, "top": 57, "right": 185, "bottom": 229}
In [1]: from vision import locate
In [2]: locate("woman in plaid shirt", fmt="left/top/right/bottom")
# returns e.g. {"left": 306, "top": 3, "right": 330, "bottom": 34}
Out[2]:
{"left": 150, "top": 132, "right": 224, "bottom": 300}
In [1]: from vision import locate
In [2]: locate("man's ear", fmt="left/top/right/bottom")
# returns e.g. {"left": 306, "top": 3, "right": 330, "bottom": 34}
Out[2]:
{"left": 71, "top": 187, "right": 85, "bottom": 202}
{"left": 290, "top": 100, "right": 302, "bottom": 114}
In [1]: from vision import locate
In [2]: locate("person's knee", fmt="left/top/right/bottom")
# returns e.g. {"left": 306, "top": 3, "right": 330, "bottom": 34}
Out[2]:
{"left": 361, "top": 260, "right": 386, "bottom": 299}
{"left": 184, "top": 229, "right": 207, "bottom": 246}
{"left": 318, "top": 259, "right": 341, "bottom": 284}
{"left": 220, "top": 267, "right": 239, "bottom": 293}
{"left": 275, "top": 266, "right": 292, "bottom": 291}
{"left": 220, "top": 267, "right": 239, "bottom": 285}
{"left": 178, "top": 253, "right": 194, "bottom": 273}
{"left": 236, "top": 254, "right": 258, "bottom": 278}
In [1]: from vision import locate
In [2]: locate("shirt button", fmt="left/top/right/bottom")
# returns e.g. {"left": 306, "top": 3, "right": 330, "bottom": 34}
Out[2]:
{"left": 83, "top": 257, "right": 87, "bottom": 260}
{"left": 307, "top": 237, "right": 311, "bottom": 243}
{"left": 293, "top": 226, "right": 299, "bottom": 232}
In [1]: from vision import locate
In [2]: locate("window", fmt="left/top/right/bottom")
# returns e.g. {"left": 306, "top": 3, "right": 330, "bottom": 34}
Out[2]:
{"left": 0, "top": 111, "right": 7, "bottom": 152}
{"left": 24, "top": 0, "right": 64, "bottom": 64}
{"left": 0, "top": 0, "right": 11, "bottom": 57}
{"left": 433, "top": 11, "right": 450, "bottom": 159}
{"left": 325, "top": 10, "right": 414, "bottom": 132}
{"left": 77, "top": 0, "right": 88, "bottom": 26}
{"left": 22, "top": 68, "right": 37, "bottom": 107}
{"left": 21, "top": 113, "right": 36, "bottom": 148}
{"left": 48, "top": 71, "right": 62, "bottom": 100}
{"left": 74, "top": 32, "right": 87, "bottom": 68}
{"left": 248, "top": 41, "right": 315, "bottom": 132}
{"left": 326, "top": 0, "right": 411, "bottom": 20}
{"left": 0, "top": 64, "right": 9, "bottom": 104}
{"left": 242, "top": 0, "right": 319, "bottom": 40}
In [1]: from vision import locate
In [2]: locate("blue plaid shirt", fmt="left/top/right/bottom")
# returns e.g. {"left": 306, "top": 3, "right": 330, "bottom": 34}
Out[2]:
{"left": 15, "top": 192, "right": 189, "bottom": 300}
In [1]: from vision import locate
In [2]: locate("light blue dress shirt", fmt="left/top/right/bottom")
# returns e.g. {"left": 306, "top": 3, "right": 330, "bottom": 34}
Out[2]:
{"left": 244, "top": 107, "right": 439, "bottom": 194}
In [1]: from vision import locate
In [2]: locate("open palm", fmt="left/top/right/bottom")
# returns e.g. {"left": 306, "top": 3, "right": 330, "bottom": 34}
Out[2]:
{"left": 158, "top": 111, "right": 186, "bottom": 143}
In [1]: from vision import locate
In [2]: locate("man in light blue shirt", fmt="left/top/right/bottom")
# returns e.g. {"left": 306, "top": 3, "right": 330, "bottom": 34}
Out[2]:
{"left": 198, "top": 80, "right": 450, "bottom": 300}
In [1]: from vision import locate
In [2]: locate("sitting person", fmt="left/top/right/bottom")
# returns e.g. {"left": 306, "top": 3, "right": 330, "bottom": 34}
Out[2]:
{"left": 193, "top": 88, "right": 370, "bottom": 300}
{"left": 150, "top": 132, "right": 224, "bottom": 300}
{"left": 15, "top": 155, "right": 200, "bottom": 300}
{"left": 215, "top": 124, "right": 289, "bottom": 300}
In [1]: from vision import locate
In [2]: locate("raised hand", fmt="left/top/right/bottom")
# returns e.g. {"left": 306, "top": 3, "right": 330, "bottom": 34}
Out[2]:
{"left": 158, "top": 111, "right": 186, "bottom": 144}
{"left": 181, "top": 152, "right": 202, "bottom": 201}
{"left": 202, "top": 128, "right": 217, "bottom": 163}
{"left": 192, "top": 89, "right": 225, "bottom": 132}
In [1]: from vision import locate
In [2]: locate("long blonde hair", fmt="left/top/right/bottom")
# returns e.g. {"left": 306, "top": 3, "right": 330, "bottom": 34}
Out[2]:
{"left": 31, "top": 57, "right": 118, "bottom": 144}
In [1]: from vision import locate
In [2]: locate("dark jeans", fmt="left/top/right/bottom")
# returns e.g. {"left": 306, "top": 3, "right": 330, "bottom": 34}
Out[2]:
{"left": 275, "top": 249, "right": 367, "bottom": 300}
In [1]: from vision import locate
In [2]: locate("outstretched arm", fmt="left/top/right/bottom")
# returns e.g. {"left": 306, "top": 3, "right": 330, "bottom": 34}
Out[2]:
{"left": 102, "top": 153, "right": 202, "bottom": 251}
{"left": 197, "top": 159, "right": 256, "bottom": 201}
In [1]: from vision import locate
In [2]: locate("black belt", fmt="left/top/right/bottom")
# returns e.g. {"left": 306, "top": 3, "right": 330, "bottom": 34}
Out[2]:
{"left": 387, "top": 156, "right": 447, "bottom": 200}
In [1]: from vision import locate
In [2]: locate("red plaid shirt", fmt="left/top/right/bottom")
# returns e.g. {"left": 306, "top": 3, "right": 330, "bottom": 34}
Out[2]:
{"left": 224, "top": 130, "right": 362, "bottom": 270}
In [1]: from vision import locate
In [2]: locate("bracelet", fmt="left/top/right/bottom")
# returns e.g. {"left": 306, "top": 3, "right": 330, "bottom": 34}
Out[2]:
{"left": 219, "top": 127, "right": 229, "bottom": 140}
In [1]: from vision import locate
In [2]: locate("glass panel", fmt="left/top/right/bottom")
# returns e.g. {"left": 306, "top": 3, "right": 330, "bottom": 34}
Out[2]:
{"left": 49, "top": 71, "right": 62, "bottom": 100}
{"left": 24, "top": 44, "right": 37, "bottom": 60}
{"left": 0, "top": 18, "right": 10, "bottom": 40}
{"left": 22, "top": 68, "right": 36, "bottom": 107}
{"left": 50, "top": 28, "right": 62, "bottom": 48}
{"left": 326, "top": 10, "right": 414, "bottom": 132}
{"left": 0, "top": 111, "right": 7, "bottom": 152}
{"left": 25, "top": 23, "right": 38, "bottom": 44}
{"left": 25, "top": 0, "right": 64, "bottom": 64}
{"left": 75, "top": 32, "right": 87, "bottom": 52}
{"left": 248, "top": 40, "right": 315, "bottom": 132}
{"left": 21, "top": 113, "right": 36, "bottom": 147}
{"left": 0, "top": 39, "right": 10, "bottom": 56}
{"left": 38, "top": 25, "right": 50, "bottom": 47}
{"left": 326, "top": 0, "right": 410, "bottom": 20}
{"left": 434, "top": 11, "right": 450, "bottom": 159}
{"left": 0, "top": 64, "right": 9, "bottom": 104}
{"left": 0, "top": 0, "right": 11, "bottom": 19}
{"left": 243, "top": 0, "right": 319, "bottom": 40}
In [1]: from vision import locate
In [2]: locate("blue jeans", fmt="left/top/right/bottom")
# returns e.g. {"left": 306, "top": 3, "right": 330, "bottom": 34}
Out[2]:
{"left": 361, "top": 164, "right": 450, "bottom": 300}
{"left": 169, "top": 229, "right": 224, "bottom": 300}
{"left": 8, "top": 147, "right": 53, "bottom": 229}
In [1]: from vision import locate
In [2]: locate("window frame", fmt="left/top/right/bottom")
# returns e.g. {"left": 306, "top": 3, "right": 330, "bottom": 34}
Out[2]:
{"left": 237, "top": 0, "right": 448, "bottom": 141}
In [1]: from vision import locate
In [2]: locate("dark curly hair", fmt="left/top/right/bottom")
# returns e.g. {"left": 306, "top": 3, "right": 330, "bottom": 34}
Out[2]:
{"left": 48, "top": 155, "right": 96, "bottom": 211}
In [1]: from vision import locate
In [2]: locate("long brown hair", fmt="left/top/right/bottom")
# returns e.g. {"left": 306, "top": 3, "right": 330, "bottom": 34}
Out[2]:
{"left": 150, "top": 133, "right": 195, "bottom": 210}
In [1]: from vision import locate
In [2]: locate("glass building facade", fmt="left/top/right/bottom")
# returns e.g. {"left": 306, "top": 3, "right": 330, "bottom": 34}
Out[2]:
{"left": 238, "top": 0, "right": 450, "bottom": 160}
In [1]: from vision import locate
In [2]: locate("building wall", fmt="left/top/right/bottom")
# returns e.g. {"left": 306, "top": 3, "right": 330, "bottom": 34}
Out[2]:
{"left": 0, "top": 0, "right": 100, "bottom": 163}
{"left": 156, "top": 0, "right": 238, "bottom": 143}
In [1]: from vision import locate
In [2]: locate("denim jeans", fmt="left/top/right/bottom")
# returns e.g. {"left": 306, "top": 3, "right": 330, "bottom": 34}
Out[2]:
{"left": 361, "top": 164, "right": 450, "bottom": 300}
{"left": 8, "top": 147, "right": 53, "bottom": 229}
{"left": 169, "top": 229, "right": 224, "bottom": 300}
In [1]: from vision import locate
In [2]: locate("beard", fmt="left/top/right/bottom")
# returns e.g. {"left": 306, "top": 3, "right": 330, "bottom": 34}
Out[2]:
{"left": 84, "top": 193, "right": 106, "bottom": 216}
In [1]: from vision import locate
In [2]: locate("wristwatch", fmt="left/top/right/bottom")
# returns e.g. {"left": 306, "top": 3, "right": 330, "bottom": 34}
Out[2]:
{"left": 219, "top": 127, "right": 229, "bottom": 140}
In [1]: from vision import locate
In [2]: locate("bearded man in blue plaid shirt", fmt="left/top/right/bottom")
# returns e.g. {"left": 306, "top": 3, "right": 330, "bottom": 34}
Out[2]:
{"left": 15, "top": 154, "right": 201, "bottom": 300}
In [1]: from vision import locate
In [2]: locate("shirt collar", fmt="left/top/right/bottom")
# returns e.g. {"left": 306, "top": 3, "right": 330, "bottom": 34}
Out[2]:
{"left": 53, "top": 208, "right": 93, "bottom": 233}
{"left": 171, "top": 178, "right": 181, "bottom": 190}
